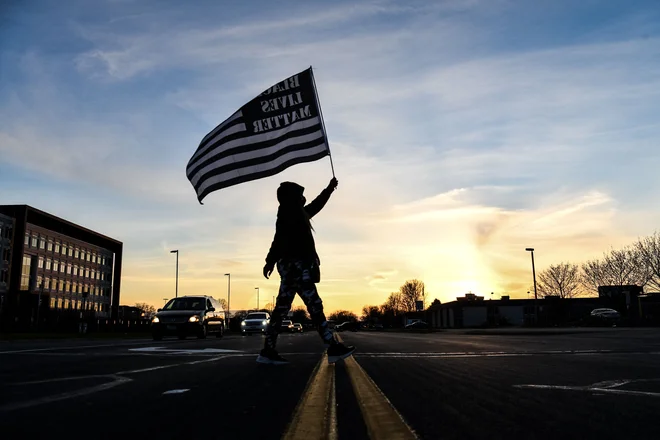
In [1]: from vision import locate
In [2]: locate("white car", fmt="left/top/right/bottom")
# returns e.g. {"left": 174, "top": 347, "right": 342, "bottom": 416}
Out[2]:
{"left": 241, "top": 312, "right": 270, "bottom": 335}
{"left": 590, "top": 308, "right": 621, "bottom": 320}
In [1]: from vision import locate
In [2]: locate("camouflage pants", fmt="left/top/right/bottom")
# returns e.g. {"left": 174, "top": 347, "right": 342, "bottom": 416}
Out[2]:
{"left": 264, "top": 260, "right": 333, "bottom": 350}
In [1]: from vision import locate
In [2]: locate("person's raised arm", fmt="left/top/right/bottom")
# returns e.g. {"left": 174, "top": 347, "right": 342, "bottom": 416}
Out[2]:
{"left": 304, "top": 178, "right": 338, "bottom": 218}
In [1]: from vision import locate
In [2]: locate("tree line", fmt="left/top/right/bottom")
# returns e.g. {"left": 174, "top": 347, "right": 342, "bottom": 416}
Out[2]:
{"left": 536, "top": 232, "right": 660, "bottom": 298}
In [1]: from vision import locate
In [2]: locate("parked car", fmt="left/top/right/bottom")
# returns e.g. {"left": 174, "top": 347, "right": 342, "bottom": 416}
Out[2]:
{"left": 151, "top": 296, "right": 225, "bottom": 340}
{"left": 281, "top": 319, "right": 294, "bottom": 332}
{"left": 589, "top": 308, "right": 621, "bottom": 325}
{"left": 292, "top": 323, "right": 303, "bottom": 333}
{"left": 241, "top": 312, "right": 270, "bottom": 335}
{"left": 405, "top": 321, "right": 430, "bottom": 329}
{"left": 335, "top": 321, "right": 360, "bottom": 332}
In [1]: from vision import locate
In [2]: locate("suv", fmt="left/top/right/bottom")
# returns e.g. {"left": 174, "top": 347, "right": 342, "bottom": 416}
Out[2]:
{"left": 281, "top": 319, "right": 294, "bottom": 333}
{"left": 151, "top": 296, "right": 225, "bottom": 340}
{"left": 241, "top": 312, "right": 270, "bottom": 335}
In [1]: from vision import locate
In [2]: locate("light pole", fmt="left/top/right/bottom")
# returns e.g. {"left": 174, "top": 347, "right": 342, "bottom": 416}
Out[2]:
{"left": 272, "top": 295, "right": 275, "bottom": 313}
{"left": 224, "top": 273, "right": 231, "bottom": 326}
{"left": 170, "top": 250, "right": 179, "bottom": 298}
{"left": 525, "top": 248, "right": 538, "bottom": 324}
{"left": 255, "top": 287, "right": 259, "bottom": 311}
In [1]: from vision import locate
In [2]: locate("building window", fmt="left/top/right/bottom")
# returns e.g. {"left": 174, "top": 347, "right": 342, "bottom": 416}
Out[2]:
{"left": 66, "top": 264, "right": 72, "bottom": 275}
{"left": 47, "top": 241, "right": 53, "bottom": 252}
{"left": 0, "top": 269, "right": 8, "bottom": 283}
{"left": 37, "top": 275, "right": 43, "bottom": 289}
{"left": 38, "top": 256, "right": 44, "bottom": 269}
{"left": 24, "top": 233, "right": 29, "bottom": 246}
{"left": 80, "top": 250, "right": 85, "bottom": 261}
{"left": 31, "top": 235, "right": 38, "bottom": 247}
{"left": 53, "top": 260, "right": 59, "bottom": 272}
{"left": 86, "top": 252, "right": 90, "bottom": 262}
{"left": 61, "top": 244, "right": 67, "bottom": 256}
{"left": 73, "top": 265, "right": 78, "bottom": 276}
{"left": 2, "top": 248, "right": 10, "bottom": 262}
{"left": 60, "top": 263, "right": 65, "bottom": 273}
{"left": 64, "top": 280, "right": 70, "bottom": 293}
{"left": 54, "top": 242, "right": 60, "bottom": 254}
{"left": 21, "top": 256, "right": 31, "bottom": 290}
{"left": 39, "top": 237, "right": 46, "bottom": 249}
{"left": 85, "top": 268, "right": 89, "bottom": 278}
{"left": 46, "top": 258, "right": 52, "bottom": 270}
{"left": 68, "top": 247, "right": 73, "bottom": 257}
{"left": 91, "top": 270, "right": 96, "bottom": 280}
{"left": 74, "top": 248, "right": 79, "bottom": 259}
{"left": 45, "top": 277, "right": 51, "bottom": 290}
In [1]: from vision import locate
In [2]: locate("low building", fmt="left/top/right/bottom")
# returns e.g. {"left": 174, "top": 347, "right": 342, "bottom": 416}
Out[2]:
{"left": 0, "top": 205, "right": 123, "bottom": 331}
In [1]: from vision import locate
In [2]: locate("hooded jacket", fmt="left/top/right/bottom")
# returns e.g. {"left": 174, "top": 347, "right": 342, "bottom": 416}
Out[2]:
{"left": 265, "top": 182, "right": 334, "bottom": 266}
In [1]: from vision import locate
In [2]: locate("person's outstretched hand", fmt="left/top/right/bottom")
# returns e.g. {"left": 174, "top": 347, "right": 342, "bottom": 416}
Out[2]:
{"left": 263, "top": 263, "right": 274, "bottom": 279}
{"left": 327, "top": 177, "right": 338, "bottom": 191}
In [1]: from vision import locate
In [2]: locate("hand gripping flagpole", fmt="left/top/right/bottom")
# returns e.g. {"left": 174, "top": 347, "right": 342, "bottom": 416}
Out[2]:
{"left": 309, "top": 66, "right": 335, "bottom": 178}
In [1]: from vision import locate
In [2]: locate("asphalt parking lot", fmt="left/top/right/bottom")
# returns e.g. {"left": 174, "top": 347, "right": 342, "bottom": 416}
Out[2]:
{"left": 1, "top": 328, "right": 659, "bottom": 439}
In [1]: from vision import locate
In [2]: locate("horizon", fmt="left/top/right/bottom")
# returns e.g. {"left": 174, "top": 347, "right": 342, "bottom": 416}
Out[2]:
{"left": 2, "top": 0, "right": 660, "bottom": 315}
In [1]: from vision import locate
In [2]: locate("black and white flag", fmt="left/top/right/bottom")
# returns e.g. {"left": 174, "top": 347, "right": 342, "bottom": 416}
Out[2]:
{"left": 186, "top": 67, "right": 330, "bottom": 203}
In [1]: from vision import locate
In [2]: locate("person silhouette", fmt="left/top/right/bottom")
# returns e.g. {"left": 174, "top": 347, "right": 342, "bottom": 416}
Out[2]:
{"left": 258, "top": 177, "right": 355, "bottom": 364}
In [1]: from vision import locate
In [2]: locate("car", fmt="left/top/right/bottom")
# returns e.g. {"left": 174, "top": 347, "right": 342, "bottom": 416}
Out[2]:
{"left": 241, "top": 312, "right": 270, "bottom": 335}
{"left": 281, "top": 319, "right": 294, "bottom": 332}
{"left": 589, "top": 308, "right": 621, "bottom": 326}
{"left": 335, "top": 321, "right": 359, "bottom": 332}
{"left": 405, "top": 321, "right": 430, "bottom": 329}
{"left": 151, "top": 296, "right": 225, "bottom": 340}
{"left": 292, "top": 323, "right": 303, "bottom": 333}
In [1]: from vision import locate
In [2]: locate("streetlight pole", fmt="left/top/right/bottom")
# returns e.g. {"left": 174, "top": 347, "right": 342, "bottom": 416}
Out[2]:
{"left": 525, "top": 248, "right": 538, "bottom": 324}
{"left": 170, "top": 250, "right": 179, "bottom": 298}
{"left": 255, "top": 287, "right": 259, "bottom": 311}
{"left": 224, "top": 273, "right": 231, "bottom": 326}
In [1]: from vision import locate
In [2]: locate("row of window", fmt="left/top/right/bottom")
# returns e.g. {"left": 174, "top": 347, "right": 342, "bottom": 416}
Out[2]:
{"left": 49, "top": 297, "right": 109, "bottom": 312}
{"left": 24, "top": 232, "right": 111, "bottom": 267}
{"left": 0, "top": 224, "right": 12, "bottom": 240}
{"left": 35, "top": 275, "right": 110, "bottom": 296}
{"left": 36, "top": 257, "right": 111, "bottom": 281}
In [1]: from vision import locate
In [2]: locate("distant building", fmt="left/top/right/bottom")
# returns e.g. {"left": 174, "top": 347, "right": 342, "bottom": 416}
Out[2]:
{"left": 0, "top": 205, "right": 123, "bottom": 331}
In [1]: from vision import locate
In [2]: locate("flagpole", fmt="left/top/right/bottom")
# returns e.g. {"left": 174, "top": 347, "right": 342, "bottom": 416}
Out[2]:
{"left": 309, "top": 66, "right": 335, "bottom": 178}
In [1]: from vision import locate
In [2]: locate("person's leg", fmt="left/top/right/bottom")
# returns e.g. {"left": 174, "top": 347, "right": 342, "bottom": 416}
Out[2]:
{"left": 297, "top": 262, "right": 334, "bottom": 345}
{"left": 259, "top": 261, "right": 297, "bottom": 363}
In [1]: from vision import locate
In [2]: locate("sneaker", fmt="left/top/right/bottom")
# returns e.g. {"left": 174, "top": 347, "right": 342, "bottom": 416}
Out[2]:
{"left": 327, "top": 342, "right": 356, "bottom": 364}
{"left": 256, "top": 348, "right": 289, "bottom": 365}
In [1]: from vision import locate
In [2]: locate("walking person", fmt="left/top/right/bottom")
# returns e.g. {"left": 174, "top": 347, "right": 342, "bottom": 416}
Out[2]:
{"left": 258, "top": 177, "right": 355, "bottom": 365}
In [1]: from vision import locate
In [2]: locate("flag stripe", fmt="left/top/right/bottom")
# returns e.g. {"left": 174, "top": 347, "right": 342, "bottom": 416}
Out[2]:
{"left": 190, "top": 120, "right": 247, "bottom": 165}
{"left": 194, "top": 133, "right": 326, "bottom": 192}
{"left": 189, "top": 130, "right": 325, "bottom": 187}
{"left": 186, "top": 117, "right": 322, "bottom": 177}
{"left": 198, "top": 111, "right": 242, "bottom": 148}
{"left": 196, "top": 144, "right": 329, "bottom": 202}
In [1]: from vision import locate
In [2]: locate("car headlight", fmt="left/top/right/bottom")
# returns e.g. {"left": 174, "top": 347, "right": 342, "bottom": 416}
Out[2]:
{"left": 241, "top": 321, "right": 246, "bottom": 326}
{"left": 262, "top": 320, "right": 267, "bottom": 325}
{"left": 152, "top": 316, "right": 159, "bottom": 323}
{"left": 189, "top": 315, "right": 200, "bottom": 323}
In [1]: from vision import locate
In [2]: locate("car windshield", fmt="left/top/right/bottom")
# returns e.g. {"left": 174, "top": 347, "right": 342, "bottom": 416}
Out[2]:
{"left": 247, "top": 313, "right": 267, "bottom": 320}
{"left": 164, "top": 298, "right": 206, "bottom": 311}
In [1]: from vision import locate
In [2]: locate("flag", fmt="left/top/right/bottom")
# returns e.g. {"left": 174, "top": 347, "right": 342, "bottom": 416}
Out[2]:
{"left": 186, "top": 67, "right": 330, "bottom": 203}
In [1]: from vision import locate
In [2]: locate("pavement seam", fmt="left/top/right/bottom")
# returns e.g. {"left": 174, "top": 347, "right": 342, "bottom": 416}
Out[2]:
{"left": 337, "top": 334, "right": 418, "bottom": 440}
{"left": 281, "top": 353, "right": 337, "bottom": 440}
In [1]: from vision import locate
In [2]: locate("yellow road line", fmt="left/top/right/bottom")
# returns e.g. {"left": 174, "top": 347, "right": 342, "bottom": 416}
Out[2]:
{"left": 282, "top": 353, "right": 337, "bottom": 440}
{"left": 338, "top": 334, "right": 418, "bottom": 440}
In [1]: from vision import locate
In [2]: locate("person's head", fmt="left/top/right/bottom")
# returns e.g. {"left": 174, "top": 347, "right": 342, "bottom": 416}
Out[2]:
{"left": 277, "top": 182, "right": 306, "bottom": 207}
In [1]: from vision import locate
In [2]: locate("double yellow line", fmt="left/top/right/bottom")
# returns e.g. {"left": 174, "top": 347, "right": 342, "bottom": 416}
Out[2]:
{"left": 282, "top": 335, "right": 417, "bottom": 440}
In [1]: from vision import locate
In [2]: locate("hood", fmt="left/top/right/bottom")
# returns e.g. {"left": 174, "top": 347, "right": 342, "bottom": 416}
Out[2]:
{"left": 277, "top": 181, "right": 305, "bottom": 206}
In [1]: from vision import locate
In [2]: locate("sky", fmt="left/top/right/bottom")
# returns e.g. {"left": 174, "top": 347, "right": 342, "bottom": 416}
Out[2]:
{"left": 2, "top": 0, "right": 660, "bottom": 315}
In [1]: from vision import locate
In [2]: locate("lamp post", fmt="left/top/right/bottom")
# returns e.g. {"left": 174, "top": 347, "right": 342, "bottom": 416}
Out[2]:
{"left": 525, "top": 248, "right": 538, "bottom": 324}
{"left": 255, "top": 287, "right": 259, "bottom": 311}
{"left": 170, "top": 250, "right": 179, "bottom": 298}
{"left": 224, "top": 273, "right": 231, "bottom": 326}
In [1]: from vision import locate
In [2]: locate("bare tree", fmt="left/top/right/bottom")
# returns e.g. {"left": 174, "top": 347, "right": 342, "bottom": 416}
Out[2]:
{"left": 215, "top": 298, "right": 228, "bottom": 311}
{"left": 382, "top": 291, "right": 403, "bottom": 315}
{"left": 537, "top": 263, "right": 582, "bottom": 298}
{"left": 581, "top": 246, "right": 653, "bottom": 293}
{"left": 362, "top": 305, "right": 381, "bottom": 323}
{"left": 635, "top": 233, "right": 660, "bottom": 291}
{"left": 135, "top": 302, "right": 156, "bottom": 316}
{"left": 328, "top": 310, "right": 358, "bottom": 323}
{"left": 399, "top": 279, "right": 426, "bottom": 312}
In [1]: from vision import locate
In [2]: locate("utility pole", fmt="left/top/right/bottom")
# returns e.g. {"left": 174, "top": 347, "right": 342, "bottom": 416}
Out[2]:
{"left": 224, "top": 273, "right": 231, "bottom": 327}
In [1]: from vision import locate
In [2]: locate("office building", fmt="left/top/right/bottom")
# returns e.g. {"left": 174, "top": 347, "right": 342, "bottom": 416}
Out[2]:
{"left": 0, "top": 205, "right": 123, "bottom": 331}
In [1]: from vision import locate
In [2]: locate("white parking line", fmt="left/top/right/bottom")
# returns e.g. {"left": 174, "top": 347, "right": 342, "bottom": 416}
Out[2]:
{"left": 0, "top": 340, "right": 157, "bottom": 355}
{"left": 515, "top": 378, "right": 660, "bottom": 397}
